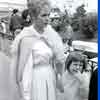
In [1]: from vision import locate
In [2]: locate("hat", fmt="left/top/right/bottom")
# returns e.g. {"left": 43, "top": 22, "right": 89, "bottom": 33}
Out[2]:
{"left": 49, "top": 12, "right": 60, "bottom": 19}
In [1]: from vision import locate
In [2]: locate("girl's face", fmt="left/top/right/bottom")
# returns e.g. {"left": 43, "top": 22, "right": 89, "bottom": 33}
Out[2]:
{"left": 69, "top": 61, "right": 83, "bottom": 74}
{"left": 36, "top": 5, "right": 50, "bottom": 29}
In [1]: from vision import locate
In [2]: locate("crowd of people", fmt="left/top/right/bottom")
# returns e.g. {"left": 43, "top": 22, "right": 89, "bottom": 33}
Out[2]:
{"left": 0, "top": 0, "right": 98, "bottom": 100}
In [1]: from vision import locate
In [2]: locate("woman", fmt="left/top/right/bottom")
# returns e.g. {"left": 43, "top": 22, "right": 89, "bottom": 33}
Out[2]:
{"left": 50, "top": 13, "right": 73, "bottom": 52}
{"left": 10, "top": 0, "right": 65, "bottom": 100}
{"left": 9, "top": 9, "right": 23, "bottom": 39}
{"left": 61, "top": 52, "right": 90, "bottom": 100}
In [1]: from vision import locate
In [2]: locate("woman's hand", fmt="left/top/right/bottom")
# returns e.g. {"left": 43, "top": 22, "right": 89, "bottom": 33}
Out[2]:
{"left": 56, "top": 74, "right": 64, "bottom": 93}
{"left": 16, "top": 71, "right": 22, "bottom": 85}
{"left": 56, "top": 62, "right": 65, "bottom": 76}
{"left": 16, "top": 72, "right": 24, "bottom": 98}
{"left": 18, "top": 82, "right": 24, "bottom": 99}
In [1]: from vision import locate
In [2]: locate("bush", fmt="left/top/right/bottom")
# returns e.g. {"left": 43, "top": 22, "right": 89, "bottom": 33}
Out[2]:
{"left": 79, "top": 13, "right": 98, "bottom": 39}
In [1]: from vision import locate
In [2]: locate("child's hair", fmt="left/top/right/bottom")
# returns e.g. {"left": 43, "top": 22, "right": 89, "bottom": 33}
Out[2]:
{"left": 65, "top": 51, "right": 87, "bottom": 72}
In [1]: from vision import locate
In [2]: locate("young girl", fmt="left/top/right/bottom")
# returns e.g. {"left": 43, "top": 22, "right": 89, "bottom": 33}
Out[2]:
{"left": 62, "top": 52, "right": 90, "bottom": 100}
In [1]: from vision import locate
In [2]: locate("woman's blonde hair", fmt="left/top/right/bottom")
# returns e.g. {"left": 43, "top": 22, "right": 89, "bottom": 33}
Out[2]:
{"left": 27, "top": 0, "right": 50, "bottom": 19}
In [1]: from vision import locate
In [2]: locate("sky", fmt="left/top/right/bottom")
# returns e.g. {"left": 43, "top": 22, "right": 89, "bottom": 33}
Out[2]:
{"left": 85, "top": 0, "right": 98, "bottom": 12}
{"left": 50, "top": 0, "right": 98, "bottom": 13}
{"left": 0, "top": 0, "right": 27, "bottom": 4}
{"left": 0, "top": 0, "right": 97, "bottom": 13}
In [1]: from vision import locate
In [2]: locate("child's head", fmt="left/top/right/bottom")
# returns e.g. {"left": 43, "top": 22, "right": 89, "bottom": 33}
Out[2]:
{"left": 65, "top": 52, "right": 87, "bottom": 74}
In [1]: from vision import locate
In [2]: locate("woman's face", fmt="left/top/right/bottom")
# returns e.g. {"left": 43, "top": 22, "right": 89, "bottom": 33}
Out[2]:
{"left": 51, "top": 18, "right": 61, "bottom": 27}
{"left": 69, "top": 61, "right": 83, "bottom": 74}
{"left": 36, "top": 5, "right": 50, "bottom": 29}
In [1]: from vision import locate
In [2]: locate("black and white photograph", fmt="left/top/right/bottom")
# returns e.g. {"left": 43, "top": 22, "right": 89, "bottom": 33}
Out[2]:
{"left": 0, "top": 0, "right": 98, "bottom": 100}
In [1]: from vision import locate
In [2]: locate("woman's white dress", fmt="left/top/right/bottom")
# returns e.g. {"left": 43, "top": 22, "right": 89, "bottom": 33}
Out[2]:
{"left": 22, "top": 38, "right": 56, "bottom": 100}
{"left": 11, "top": 25, "right": 65, "bottom": 100}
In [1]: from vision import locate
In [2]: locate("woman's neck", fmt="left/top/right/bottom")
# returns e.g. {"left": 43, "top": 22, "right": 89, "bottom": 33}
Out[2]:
{"left": 34, "top": 24, "right": 44, "bottom": 34}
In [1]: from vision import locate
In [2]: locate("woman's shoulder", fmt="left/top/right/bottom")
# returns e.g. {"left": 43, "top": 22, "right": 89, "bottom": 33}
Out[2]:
{"left": 19, "top": 26, "right": 38, "bottom": 42}
{"left": 21, "top": 25, "right": 33, "bottom": 33}
{"left": 48, "top": 25, "right": 61, "bottom": 37}
{"left": 45, "top": 25, "right": 62, "bottom": 44}
{"left": 20, "top": 35, "right": 37, "bottom": 47}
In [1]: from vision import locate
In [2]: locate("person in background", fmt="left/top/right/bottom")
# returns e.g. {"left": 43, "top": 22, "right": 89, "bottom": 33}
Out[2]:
{"left": 50, "top": 13, "right": 74, "bottom": 53}
{"left": 88, "top": 68, "right": 98, "bottom": 100}
{"left": 50, "top": 13, "right": 61, "bottom": 32}
{"left": 10, "top": 0, "right": 65, "bottom": 100}
{"left": 0, "top": 21, "right": 3, "bottom": 33}
{"left": 21, "top": 9, "right": 32, "bottom": 28}
{"left": 9, "top": 9, "right": 23, "bottom": 39}
{"left": 1, "top": 19, "right": 6, "bottom": 34}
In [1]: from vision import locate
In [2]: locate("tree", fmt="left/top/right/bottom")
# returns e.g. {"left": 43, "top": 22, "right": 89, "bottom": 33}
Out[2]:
{"left": 79, "top": 12, "right": 98, "bottom": 40}
{"left": 71, "top": 4, "right": 86, "bottom": 31}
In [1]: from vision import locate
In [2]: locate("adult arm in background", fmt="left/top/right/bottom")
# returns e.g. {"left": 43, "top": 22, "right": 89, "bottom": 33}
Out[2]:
{"left": 45, "top": 25, "right": 66, "bottom": 76}
{"left": 53, "top": 32, "right": 65, "bottom": 93}
{"left": 45, "top": 25, "right": 66, "bottom": 92}
{"left": 53, "top": 32, "right": 65, "bottom": 76}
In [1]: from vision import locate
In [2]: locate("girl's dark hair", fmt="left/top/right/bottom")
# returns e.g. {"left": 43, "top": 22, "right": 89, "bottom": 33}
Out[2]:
{"left": 65, "top": 51, "right": 87, "bottom": 72}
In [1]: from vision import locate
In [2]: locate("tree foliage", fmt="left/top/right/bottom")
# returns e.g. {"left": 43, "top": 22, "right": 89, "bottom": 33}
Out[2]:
{"left": 79, "top": 12, "right": 98, "bottom": 39}
{"left": 71, "top": 4, "right": 86, "bottom": 31}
